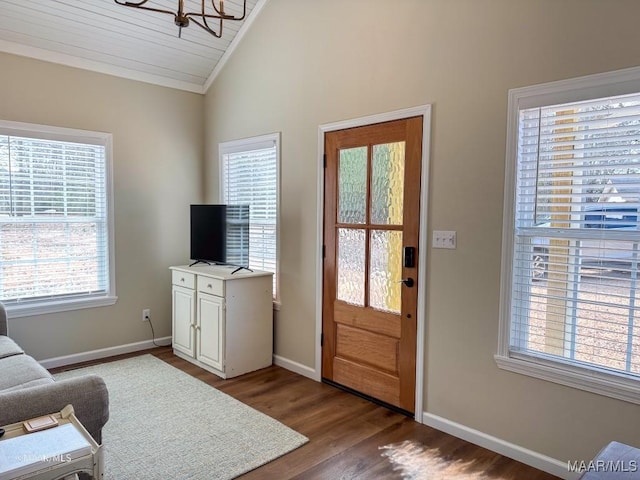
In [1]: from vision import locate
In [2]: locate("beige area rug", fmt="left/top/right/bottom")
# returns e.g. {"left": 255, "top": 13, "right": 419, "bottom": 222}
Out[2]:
{"left": 381, "top": 440, "right": 490, "bottom": 480}
{"left": 55, "top": 354, "right": 308, "bottom": 479}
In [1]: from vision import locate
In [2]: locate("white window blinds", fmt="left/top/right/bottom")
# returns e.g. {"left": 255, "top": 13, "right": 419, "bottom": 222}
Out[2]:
{"left": 511, "top": 92, "right": 640, "bottom": 378}
{"left": 0, "top": 131, "right": 110, "bottom": 306}
{"left": 221, "top": 135, "right": 278, "bottom": 298}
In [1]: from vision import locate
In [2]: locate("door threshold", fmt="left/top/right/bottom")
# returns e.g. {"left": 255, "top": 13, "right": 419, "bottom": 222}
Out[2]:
{"left": 322, "top": 377, "right": 414, "bottom": 419}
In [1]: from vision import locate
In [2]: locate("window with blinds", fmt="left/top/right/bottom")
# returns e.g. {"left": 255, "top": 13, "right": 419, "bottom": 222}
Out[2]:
{"left": 220, "top": 134, "right": 279, "bottom": 299}
{"left": 0, "top": 121, "right": 114, "bottom": 315}
{"left": 499, "top": 68, "right": 640, "bottom": 402}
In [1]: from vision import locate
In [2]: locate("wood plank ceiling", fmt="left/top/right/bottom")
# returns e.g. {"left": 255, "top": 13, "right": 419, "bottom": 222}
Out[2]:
{"left": 0, "top": 0, "right": 262, "bottom": 93}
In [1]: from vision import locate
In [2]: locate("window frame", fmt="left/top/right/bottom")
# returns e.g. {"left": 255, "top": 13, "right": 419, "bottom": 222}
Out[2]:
{"left": 0, "top": 120, "right": 117, "bottom": 318}
{"left": 497, "top": 66, "right": 640, "bottom": 404}
{"left": 219, "top": 132, "right": 280, "bottom": 305}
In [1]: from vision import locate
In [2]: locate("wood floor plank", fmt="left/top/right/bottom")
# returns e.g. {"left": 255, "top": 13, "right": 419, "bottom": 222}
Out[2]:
{"left": 50, "top": 347, "right": 560, "bottom": 479}
{"left": 290, "top": 418, "right": 422, "bottom": 480}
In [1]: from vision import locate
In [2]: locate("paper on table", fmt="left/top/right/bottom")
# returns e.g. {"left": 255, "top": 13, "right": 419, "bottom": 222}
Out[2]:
{"left": 0, "top": 423, "right": 92, "bottom": 479}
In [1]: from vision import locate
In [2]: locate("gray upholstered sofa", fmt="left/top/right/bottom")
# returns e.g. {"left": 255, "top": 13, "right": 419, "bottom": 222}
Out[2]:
{"left": 0, "top": 304, "right": 109, "bottom": 443}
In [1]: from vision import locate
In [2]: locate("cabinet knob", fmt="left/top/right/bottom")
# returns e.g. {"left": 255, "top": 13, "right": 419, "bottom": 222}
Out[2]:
{"left": 180, "top": 277, "right": 185, "bottom": 282}
{"left": 207, "top": 284, "right": 212, "bottom": 289}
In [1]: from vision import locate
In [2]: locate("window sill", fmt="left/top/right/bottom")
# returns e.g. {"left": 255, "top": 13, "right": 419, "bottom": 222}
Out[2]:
{"left": 494, "top": 353, "right": 640, "bottom": 406}
{"left": 6, "top": 296, "right": 118, "bottom": 318}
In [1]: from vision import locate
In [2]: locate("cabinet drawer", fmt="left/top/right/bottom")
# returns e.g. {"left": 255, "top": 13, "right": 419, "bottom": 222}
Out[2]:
{"left": 197, "top": 276, "right": 224, "bottom": 297}
{"left": 172, "top": 270, "right": 195, "bottom": 289}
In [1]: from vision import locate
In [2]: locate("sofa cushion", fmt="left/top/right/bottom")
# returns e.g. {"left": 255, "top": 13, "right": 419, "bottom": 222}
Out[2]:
{"left": 0, "top": 354, "right": 53, "bottom": 392}
{"left": 0, "top": 336, "right": 24, "bottom": 359}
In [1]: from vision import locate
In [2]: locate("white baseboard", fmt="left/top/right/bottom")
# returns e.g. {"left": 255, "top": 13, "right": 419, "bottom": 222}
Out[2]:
{"left": 273, "top": 354, "right": 319, "bottom": 381}
{"left": 39, "top": 337, "right": 172, "bottom": 370}
{"left": 422, "top": 413, "right": 577, "bottom": 480}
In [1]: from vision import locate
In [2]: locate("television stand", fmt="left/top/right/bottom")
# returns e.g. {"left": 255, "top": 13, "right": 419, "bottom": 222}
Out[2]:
{"left": 170, "top": 264, "right": 274, "bottom": 379}
{"left": 189, "top": 260, "right": 212, "bottom": 267}
{"left": 230, "top": 265, "right": 253, "bottom": 274}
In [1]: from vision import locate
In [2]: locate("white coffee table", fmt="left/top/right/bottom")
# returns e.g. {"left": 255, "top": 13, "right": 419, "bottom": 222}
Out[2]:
{"left": 0, "top": 405, "right": 103, "bottom": 480}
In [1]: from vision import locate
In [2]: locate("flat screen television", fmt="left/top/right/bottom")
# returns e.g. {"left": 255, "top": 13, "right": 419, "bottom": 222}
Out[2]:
{"left": 190, "top": 204, "right": 250, "bottom": 268}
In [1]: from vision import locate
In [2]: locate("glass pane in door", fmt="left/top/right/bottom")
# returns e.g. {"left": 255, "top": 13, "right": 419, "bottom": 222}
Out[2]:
{"left": 337, "top": 228, "right": 365, "bottom": 306}
{"left": 369, "top": 229, "right": 402, "bottom": 313}
{"left": 371, "top": 142, "right": 405, "bottom": 225}
{"left": 338, "top": 147, "right": 367, "bottom": 224}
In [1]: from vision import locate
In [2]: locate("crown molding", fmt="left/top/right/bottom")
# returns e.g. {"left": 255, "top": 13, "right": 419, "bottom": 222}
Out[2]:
{"left": 0, "top": 39, "right": 205, "bottom": 94}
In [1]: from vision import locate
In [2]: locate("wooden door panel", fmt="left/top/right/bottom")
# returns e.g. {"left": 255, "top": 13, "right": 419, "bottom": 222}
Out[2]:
{"left": 333, "top": 357, "right": 400, "bottom": 406}
{"left": 335, "top": 324, "right": 398, "bottom": 373}
{"left": 334, "top": 302, "right": 401, "bottom": 338}
{"left": 323, "top": 116, "right": 422, "bottom": 414}
{"left": 328, "top": 121, "right": 407, "bottom": 149}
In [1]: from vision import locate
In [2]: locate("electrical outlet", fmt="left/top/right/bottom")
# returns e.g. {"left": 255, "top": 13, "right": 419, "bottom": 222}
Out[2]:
{"left": 142, "top": 308, "right": 150, "bottom": 322}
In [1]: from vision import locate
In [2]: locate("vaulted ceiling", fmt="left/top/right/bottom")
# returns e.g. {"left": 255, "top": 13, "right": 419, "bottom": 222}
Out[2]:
{"left": 0, "top": 0, "right": 264, "bottom": 93}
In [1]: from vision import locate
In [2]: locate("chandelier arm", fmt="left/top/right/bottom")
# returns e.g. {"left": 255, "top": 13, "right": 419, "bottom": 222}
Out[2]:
{"left": 114, "top": 0, "right": 150, "bottom": 6}
{"left": 224, "top": 0, "right": 246, "bottom": 21}
{"left": 185, "top": 0, "right": 246, "bottom": 21}
{"left": 199, "top": 0, "right": 211, "bottom": 32}
{"left": 207, "top": 0, "right": 223, "bottom": 17}
{"left": 184, "top": 11, "right": 244, "bottom": 21}
{"left": 113, "top": 0, "right": 247, "bottom": 38}
{"left": 199, "top": 11, "right": 213, "bottom": 34}
{"left": 114, "top": 0, "right": 176, "bottom": 17}
{"left": 188, "top": 16, "right": 223, "bottom": 38}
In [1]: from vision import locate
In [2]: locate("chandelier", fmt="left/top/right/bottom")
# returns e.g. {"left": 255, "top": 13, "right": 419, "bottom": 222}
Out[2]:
{"left": 114, "top": 0, "right": 247, "bottom": 38}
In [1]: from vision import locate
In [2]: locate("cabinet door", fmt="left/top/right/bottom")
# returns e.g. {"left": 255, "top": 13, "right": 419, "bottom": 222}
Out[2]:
{"left": 172, "top": 285, "right": 195, "bottom": 357}
{"left": 197, "top": 292, "right": 225, "bottom": 372}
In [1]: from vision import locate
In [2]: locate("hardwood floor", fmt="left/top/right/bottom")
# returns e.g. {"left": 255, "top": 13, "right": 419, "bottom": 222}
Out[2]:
{"left": 52, "top": 347, "right": 559, "bottom": 479}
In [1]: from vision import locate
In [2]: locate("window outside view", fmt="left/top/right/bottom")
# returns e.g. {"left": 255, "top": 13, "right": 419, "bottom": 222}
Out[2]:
{"left": 0, "top": 135, "right": 107, "bottom": 303}
{"left": 512, "top": 92, "right": 640, "bottom": 378}
{"left": 221, "top": 140, "right": 278, "bottom": 297}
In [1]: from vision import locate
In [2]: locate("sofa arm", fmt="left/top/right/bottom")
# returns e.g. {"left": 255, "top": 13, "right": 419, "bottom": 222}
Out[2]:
{"left": 0, "top": 302, "right": 7, "bottom": 336}
{"left": 0, "top": 375, "right": 109, "bottom": 443}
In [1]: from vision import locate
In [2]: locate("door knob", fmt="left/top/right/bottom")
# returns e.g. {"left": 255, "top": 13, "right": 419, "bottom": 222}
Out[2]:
{"left": 398, "top": 277, "right": 414, "bottom": 288}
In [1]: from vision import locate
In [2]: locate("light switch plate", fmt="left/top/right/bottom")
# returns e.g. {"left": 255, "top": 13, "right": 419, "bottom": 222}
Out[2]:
{"left": 433, "top": 230, "right": 457, "bottom": 249}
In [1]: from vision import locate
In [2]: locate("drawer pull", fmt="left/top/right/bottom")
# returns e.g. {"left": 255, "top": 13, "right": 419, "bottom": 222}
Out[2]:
{"left": 181, "top": 277, "right": 185, "bottom": 282}
{"left": 207, "top": 284, "right": 213, "bottom": 289}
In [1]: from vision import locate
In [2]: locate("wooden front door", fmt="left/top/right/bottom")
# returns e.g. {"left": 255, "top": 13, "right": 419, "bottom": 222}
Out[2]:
{"left": 322, "top": 116, "right": 422, "bottom": 414}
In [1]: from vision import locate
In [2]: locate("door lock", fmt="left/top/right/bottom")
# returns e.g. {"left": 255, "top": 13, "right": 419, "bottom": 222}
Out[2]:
{"left": 403, "top": 247, "right": 416, "bottom": 268}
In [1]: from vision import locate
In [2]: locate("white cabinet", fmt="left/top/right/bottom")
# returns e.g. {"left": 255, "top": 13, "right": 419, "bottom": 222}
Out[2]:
{"left": 170, "top": 265, "right": 273, "bottom": 379}
{"left": 197, "top": 292, "right": 224, "bottom": 371}
{"left": 171, "top": 273, "right": 195, "bottom": 357}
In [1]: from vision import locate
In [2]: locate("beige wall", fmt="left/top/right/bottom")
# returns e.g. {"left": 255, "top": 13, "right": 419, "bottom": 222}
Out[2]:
{"left": 0, "top": 52, "right": 203, "bottom": 360}
{"left": 204, "top": 0, "right": 640, "bottom": 464}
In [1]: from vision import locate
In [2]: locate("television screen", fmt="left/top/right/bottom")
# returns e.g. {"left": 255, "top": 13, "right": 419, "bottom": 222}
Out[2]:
{"left": 190, "top": 204, "right": 249, "bottom": 267}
